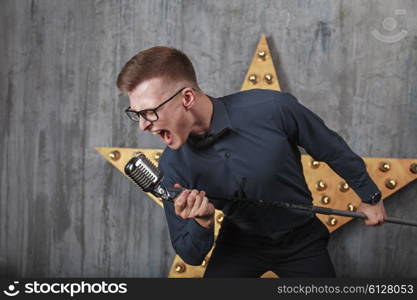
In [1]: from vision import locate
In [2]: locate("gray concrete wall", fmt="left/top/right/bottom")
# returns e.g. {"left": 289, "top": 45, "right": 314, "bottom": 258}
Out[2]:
{"left": 1, "top": 0, "right": 416, "bottom": 277}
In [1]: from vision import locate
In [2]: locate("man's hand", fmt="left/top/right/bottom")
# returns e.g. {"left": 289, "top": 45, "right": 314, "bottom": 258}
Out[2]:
{"left": 173, "top": 184, "right": 215, "bottom": 229}
{"left": 357, "top": 200, "right": 387, "bottom": 226}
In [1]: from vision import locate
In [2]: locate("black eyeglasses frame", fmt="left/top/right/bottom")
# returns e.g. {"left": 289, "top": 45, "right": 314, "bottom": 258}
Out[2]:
{"left": 124, "top": 87, "right": 187, "bottom": 122}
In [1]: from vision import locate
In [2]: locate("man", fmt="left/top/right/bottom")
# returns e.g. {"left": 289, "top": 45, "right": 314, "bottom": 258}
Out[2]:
{"left": 116, "top": 46, "right": 387, "bottom": 277}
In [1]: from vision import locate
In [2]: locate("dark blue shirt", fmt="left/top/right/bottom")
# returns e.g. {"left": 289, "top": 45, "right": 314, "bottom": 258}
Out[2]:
{"left": 159, "top": 89, "right": 380, "bottom": 265}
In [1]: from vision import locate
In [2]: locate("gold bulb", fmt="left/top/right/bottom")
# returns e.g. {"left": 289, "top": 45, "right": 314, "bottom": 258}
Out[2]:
{"left": 410, "top": 163, "right": 417, "bottom": 174}
{"left": 310, "top": 160, "right": 320, "bottom": 169}
{"left": 339, "top": 182, "right": 349, "bottom": 192}
{"left": 201, "top": 259, "right": 208, "bottom": 267}
{"left": 154, "top": 152, "right": 161, "bottom": 161}
{"left": 316, "top": 180, "right": 327, "bottom": 191}
{"left": 216, "top": 213, "right": 224, "bottom": 224}
{"left": 264, "top": 74, "right": 273, "bottom": 84}
{"left": 257, "top": 51, "right": 267, "bottom": 60}
{"left": 379, "top": 162, "right": 391, "bottom": 172}
{"left": 320, "top": 195, "right": 330, "bottom": 205}
{"left": 347, "top": 203, "right": 355, "bottom": 211}
{"left": 174, "top": 263, "right": 186, "bottom": 273}
{"left": 385, "top": 179, "right": 397, "bottom": 189}
{"left": 109, "top": 150, "right": 121, "bottom": 161}
{"left": 248, "top": 74, "right": 257, "bottom": 84}
{"left": 327, "top": 217, "right": 337, "bottom": 226}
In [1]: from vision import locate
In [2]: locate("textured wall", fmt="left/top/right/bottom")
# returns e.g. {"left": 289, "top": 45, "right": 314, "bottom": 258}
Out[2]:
{"left": 1, "top": 0, "right": 416, "bottom": 277}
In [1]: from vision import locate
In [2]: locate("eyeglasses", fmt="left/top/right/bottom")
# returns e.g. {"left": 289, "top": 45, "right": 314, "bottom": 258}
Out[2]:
{"left": 125, "top": 87, "right": 186, "bottom": 122}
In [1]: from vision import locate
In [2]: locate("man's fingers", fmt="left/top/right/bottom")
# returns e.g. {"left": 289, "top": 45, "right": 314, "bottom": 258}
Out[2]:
{"left": 362, "top": 211, "right": 376, "bottom": 226}
{"left": 382, "top": 208, "right": 388, "bottom": 220}
{"left": 376, "top": 217, "right": 384, "bottom": 226}
{"left": 194, "top": 191, "right": 207, "bottom": 217}
{"left": 189, "top": 192, "right": 204, "bottom": 218}
{"left": 174, "top": 189, "right": 190, "bottom": 216}
{"left": 359, "top": 201, "right": 388, "bottom": 226}
{"left": 173, "top": 188, "right": 210, "bottom": 219}
{"left": 197, "top": 196, "right": 213, "bottom": 217}
{"left": 187, "top": 189, "right": 199, "bottom": 207}
{"left": 365, "top": 219, "right": 376, "bottom": 226}
{"left": 178, "top": 189, "right": 198, "bottom": 219}
{"left": 365, "top": 215, "right": 380, "bottom": 226}
{"left": 364, "top": 214, "right": 384, "bottom": 226}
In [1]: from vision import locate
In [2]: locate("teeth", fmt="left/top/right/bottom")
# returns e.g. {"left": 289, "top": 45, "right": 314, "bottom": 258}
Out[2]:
{"left": 152, "top": 130, "right": 162, "bottom": 135}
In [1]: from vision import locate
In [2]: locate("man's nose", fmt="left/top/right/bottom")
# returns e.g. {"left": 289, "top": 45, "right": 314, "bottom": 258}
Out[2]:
{"left": 139, "top": 117, "right": 152, "bottom": 131}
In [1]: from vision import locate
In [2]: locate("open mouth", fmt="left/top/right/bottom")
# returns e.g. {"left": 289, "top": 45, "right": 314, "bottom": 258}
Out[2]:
{"left": 153, "top": 130, "right": 173, "bottom": 145}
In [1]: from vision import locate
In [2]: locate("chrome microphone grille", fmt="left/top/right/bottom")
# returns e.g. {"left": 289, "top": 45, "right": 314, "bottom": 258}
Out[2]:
{"left": 124, "top": 153, "right": 161, "bottom": 192}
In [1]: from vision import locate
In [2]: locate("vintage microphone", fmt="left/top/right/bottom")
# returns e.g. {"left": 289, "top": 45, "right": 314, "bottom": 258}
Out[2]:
{"left": 125, "top": 153, "right": 417, "bottom": 227}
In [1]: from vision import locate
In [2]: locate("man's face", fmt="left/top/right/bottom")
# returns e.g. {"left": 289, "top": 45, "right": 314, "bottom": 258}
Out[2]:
{"left": 128, "top": 78, "right": 192, "bottom": 150}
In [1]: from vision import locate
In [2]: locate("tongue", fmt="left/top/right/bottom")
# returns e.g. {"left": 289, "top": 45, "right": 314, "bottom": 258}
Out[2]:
{"left": 164, "top": 130, "right": 173, "bottom": 145}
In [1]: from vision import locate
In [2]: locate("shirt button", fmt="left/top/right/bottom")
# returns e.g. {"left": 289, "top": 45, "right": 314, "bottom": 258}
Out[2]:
{"left": 225, "top": 152, "right": 231, "bottom": 158}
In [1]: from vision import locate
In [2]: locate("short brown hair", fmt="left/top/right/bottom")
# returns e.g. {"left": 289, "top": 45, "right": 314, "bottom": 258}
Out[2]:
{"left": 116, "top": 46, "right": 198, "bottom": 94}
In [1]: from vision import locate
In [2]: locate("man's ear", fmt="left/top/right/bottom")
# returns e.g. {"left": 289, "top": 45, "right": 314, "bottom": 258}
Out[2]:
{"left": 182, "top": 88, "right": 196, "bottom": 111}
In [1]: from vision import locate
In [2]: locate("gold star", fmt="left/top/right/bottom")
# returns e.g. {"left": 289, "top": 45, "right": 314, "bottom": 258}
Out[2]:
{"left": 96, "top": 34, "right": 417, "bottom": 278}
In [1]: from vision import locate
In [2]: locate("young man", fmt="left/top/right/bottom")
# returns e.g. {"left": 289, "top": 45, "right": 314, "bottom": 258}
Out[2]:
{"left": 117, "top": 46, "right": 387, "bottom": 277}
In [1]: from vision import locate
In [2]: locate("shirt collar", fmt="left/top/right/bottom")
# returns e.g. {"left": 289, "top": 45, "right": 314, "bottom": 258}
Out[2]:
{"left": 186, "top": 96, "right": 233, "bottom": 149}
{"left": 208, "top": 95, "right": 232, "bottom": 134}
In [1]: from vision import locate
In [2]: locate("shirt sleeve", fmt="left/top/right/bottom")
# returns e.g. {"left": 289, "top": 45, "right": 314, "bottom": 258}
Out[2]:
{"left": 158, "top": 151, "right": 214, "bottom": 266}
{"left": 277, "top": 92, "right": 381, "bottom": 203}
